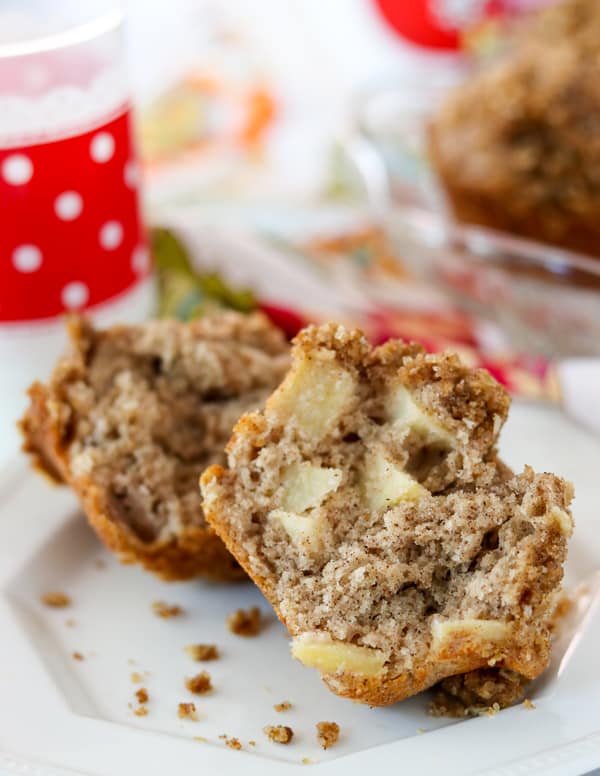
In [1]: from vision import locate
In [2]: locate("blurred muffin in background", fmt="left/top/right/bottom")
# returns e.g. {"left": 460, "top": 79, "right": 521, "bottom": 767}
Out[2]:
{"left": 429, "top": 0, "right": 600, "bottom": 258}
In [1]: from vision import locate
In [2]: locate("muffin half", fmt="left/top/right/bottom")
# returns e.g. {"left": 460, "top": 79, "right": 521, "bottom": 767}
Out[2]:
{"left": 21, "top": 312, "right": 289, "bottom": 581}
{"left": 201, "top": 323, "right": 573, "bottom": 705}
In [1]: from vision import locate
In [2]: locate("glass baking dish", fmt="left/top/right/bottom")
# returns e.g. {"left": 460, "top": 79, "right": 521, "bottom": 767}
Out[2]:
{"left": 346, "top": 83, "right": 600, "bottom": 357}
{"left": 384, "top": 206, "right": 600, "bottom": 357}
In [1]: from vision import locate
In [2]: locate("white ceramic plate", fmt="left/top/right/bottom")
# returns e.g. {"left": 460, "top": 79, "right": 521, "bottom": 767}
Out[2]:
{"left": 1, "top": 401, "right": 599, "bottom": 776}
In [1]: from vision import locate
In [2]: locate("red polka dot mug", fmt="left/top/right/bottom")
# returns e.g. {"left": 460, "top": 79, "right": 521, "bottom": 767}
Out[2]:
{"left": 0, "top": 10, "right": 152, "bottom": 324}
{"left": 0, "top": 9, "right": 153, "bottom": 461}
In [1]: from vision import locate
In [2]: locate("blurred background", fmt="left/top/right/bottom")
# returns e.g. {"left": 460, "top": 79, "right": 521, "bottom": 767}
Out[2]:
{"left": 2, "top": 0, "right": 599, "bottom": 464}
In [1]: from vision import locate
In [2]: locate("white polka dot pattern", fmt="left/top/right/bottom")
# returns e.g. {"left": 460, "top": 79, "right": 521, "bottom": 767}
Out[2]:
{"left": 54, "top": 191, "right": 83, "bottom": 221}
{"left": 61, "top": 281, "right": 89, "bottom": 309}
{"left": 123, "top": 160, "right": 139, "bottom": 189}
{"left": 90, "top": 132, "right": 115, "bottom": 163}
{"left": 99, "top": 221, "right": 124, "bottom": 250}
{"left": 2, "top": 154, "right": 33, "bottom": 185}
{"left": 131, "top": 245, "right": 150, "bottom": 274}
{"left": 1, "top": 109, "right": 145, "bottom": 323}
{"left": 12, "top": 244, "right": 42, "bottom": 273}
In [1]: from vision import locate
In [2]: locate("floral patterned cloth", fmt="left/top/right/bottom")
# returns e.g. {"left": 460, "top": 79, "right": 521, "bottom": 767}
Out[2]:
{"left": 143, "top": 0, "right": 562, "bottom": 404}
{"left": 153, "top": 221, "right": 559, "bottom": 402}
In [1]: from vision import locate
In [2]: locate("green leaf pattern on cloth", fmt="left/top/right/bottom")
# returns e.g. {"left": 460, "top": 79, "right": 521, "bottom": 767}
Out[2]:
{"left": 152, "top": 227, "right": 256, "bottom": 320}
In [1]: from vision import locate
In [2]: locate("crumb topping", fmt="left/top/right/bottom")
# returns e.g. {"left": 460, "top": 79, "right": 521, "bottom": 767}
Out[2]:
{"left": 274, "top": 701, "right": 292, "bottom": 712}
{"left": 72, "top": 651, "right": 84, "bottom": 661}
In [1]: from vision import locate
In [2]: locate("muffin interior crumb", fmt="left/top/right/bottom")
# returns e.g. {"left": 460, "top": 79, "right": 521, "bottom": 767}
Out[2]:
{"left": 178, "top": 702, "right": 199, "bottom": 721}
{"left": 21, "top": 313, "right": 290, "bottom": 581}
{"left": 185, "top": 671, "right": 213, "bottom": 695}
{"left": 264, "top": 725, "right": 294, "bottom": 744}
{"left": 41, "top": 592, "right": 71, "bottom": 608}
{"left": 152, "top": 601, "right": 183, "bottom": 619}
{"left": 184, "top": 643, "right": 219, "bottom": 661}
{"left": 227, "top": 606, "right": 262, "bottom": 637}
{"left": 135, "top": 688, "right": 149, "bottom": 704}
{"left": 62, "top": 315, "right": 289, "bottom": 547}
{"left": 316, "top": 721, "right": 340, "bottom": 749}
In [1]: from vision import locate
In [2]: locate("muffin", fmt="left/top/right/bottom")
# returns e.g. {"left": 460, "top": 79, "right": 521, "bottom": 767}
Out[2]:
{"left": 21, "top": 312, "right": 289, "bottom": 581}
{"left": 201, "top": 323, "right": 573, "bottom": 706}
{"left": 429, "top": 0, "right": 600, "bottom": 258}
